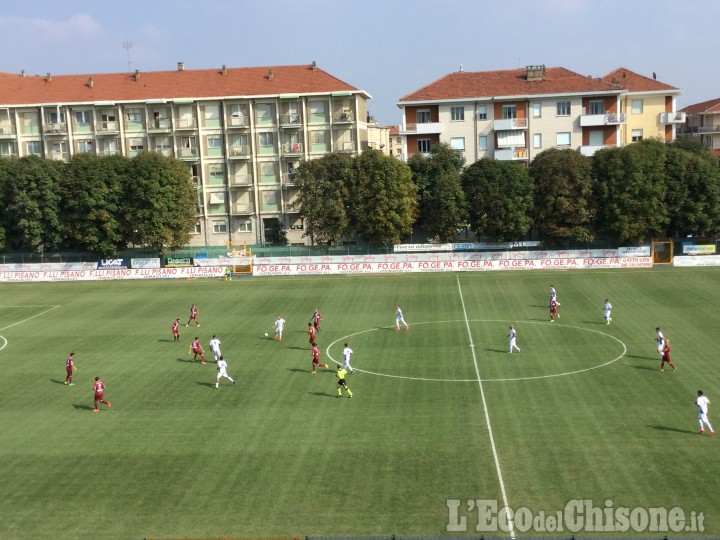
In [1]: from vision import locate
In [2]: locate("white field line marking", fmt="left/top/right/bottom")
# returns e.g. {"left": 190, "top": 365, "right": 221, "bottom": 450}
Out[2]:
{"left": 324, "top": 320, "right": 627, "bottom": 383}
{"left": 456, "top": 275, "right": 515, "bottom": 539}
{"left": 0, "top": 306, "right": 61, "bottom": 351}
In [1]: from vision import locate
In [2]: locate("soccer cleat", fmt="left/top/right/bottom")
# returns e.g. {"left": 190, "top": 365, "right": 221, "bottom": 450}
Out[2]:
{"left": 69, "top": 383, "right": 75, "bottom": 386}
{"left": 699, "top": 430, "right": 705, "bottom": 434}
{"left": 64, "top": 381, "right": 68, "bottom": 385}
{"left": 185, "top": 324, "right": 189, "bottom": 327}
{"left": 93, "top": 409, "right": 99, "bottom": 412}
{"left": 232, "top": 380, "right": 235, "bottom": 385}
{"left": 348, "top": 395, "right": 353, "bottom": 398}
{"left": 395, "top": 328, "right": 400, "bottom": 332}
{"left": 406, "top": 326, "right": 409, "bottom": 330}
{"left": 197, "top": 324, "right": 200, "bottom": 327}
{"left": 660, "top": 369, "right": 664, "bottom": 372}
{"left": 201, "top": 361, "right": 207, "bottom": 365}
{"left": 711, "top": 432, "right": 716, "bottom": 436}
{"left": 311, "top": 371, "right": 316, "bottom": 375}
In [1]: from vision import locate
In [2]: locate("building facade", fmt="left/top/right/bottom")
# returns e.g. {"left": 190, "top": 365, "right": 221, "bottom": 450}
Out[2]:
{"left": 0, "top": 63, "right": 370, "bottom": 246}
{"left": 679, "top": 97, "right": 720, "bottom": 151}
{"left": 396, "top": 65, "right": 681, "bottom": 164}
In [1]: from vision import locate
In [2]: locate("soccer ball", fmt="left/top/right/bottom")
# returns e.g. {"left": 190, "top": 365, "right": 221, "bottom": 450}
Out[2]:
{"left": 264, "top": 333, "right": 269, "bottom": 337}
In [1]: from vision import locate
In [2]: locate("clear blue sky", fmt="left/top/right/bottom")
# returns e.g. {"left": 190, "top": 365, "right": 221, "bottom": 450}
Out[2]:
{"left": 2, "top": 0, "right": 717, "bottom": 126}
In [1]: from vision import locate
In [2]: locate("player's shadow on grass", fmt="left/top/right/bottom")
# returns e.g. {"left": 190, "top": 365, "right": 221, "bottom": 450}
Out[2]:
{"left": 629, "top": 365, "right": 659, "bottom": 371}
{"left": 195, "top": 381, "right": 215, "bottom": 388}
{"left": 287, "top": 346, "right": 309, "bottom": 351}
{"left": 176, "top": 357, "right": 201, "bottom": 363}
{"left": 483, "top": 348, "right": 508, "bottom": 354}
{"left": 72, "top": 404, "right": 95, "bottom": 411}
{"left": 625, "top": 354, "right": 652, "bottom": 360}
{"left": 286, "top": 368, "right": 309, "bottom": 374}
{"left": 309, "top": 391, "right": 335, "bottom": 398}
{"left": 50, "top": 379, "right": 66, "bottom": 385}
{"left": 648, "top": 425, "right": 695, "bottom": 434}
{"left": 579, "top": 320, "right": 607, "bottom": 325}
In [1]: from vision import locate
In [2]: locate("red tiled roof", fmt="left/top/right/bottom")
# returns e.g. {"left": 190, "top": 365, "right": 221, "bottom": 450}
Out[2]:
{"left": 681, "top": 97, "right": 720, "bottom": 115}
{"left": 0, "top": 64, "right": 364, "bottom": 105}
{"left": 600, "top": 67, "right": 679, "bottom": 93}
{"left": 398, "top": 66, "right": 622, "bottom": 102}
{"left": 388, "top": 125, "right": 399, "bottom": 135}
{"left": 710, "top": 149, "right": 720, "bottom": 158}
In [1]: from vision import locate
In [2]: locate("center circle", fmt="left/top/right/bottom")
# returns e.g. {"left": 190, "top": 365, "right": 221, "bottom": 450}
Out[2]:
{"left": 325, "top": 320, "right": 627, "bottom": 383}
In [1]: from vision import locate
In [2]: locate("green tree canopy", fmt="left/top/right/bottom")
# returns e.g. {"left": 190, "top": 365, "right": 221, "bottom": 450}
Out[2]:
{"left": 530, "top": 148, "right": 594, "bottom": 245}
{"left": 462, "top": 158, "right": 533, "bottom": 242}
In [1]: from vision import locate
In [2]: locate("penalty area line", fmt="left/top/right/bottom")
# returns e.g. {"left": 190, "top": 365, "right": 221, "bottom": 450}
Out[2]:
{"left": 456, "top": 275, "right": 516, "bottom": 539}
{"left": 0, "top": 305, "right": 61, "bottom": 332}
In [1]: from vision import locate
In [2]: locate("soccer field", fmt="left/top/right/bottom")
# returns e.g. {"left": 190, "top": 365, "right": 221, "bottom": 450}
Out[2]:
{"left": 1, "top": 268, "right": 719, "bottom": 539}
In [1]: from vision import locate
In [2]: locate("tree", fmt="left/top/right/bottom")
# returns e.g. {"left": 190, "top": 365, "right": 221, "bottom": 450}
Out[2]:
{"left": 408, "top": 143, "right": 467, "bottom": 241}
{"left": 462, "top": 158, "right": 533, "bottom": 241}
{"left": 592, "top": 139, "right": 669, "bottom": 244}
{"left": 348, "top": 149, "right": 418, "bottom": 245}
{"left": 664, "top": 146, "right": 720, "bottom": 237}
{"left": 530, "top": 148, "right": 594, "bottom": 245}
{"left": 669, "top": 134, "right": 709, "bottom": 155}
{"left": 3, "top": 156, "right": 63, "bottom": 252}
{"left": 122, "top": 152, "right": 197, "bottom": 251}
{"left": 293, "top": 153, "right": 353, "bottom": 244}
{"left": 60, "top": 153, "right": 125, "bottom": 255}
{"left": 263, "top": 217, "right": 289, "bottom": 246}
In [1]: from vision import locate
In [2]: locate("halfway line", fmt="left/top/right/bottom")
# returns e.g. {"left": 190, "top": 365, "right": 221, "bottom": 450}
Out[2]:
{"left": 456, "top": 275, "right": 515, "bottom": 539}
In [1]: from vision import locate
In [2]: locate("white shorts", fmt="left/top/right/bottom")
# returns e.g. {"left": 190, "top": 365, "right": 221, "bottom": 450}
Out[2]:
{"left": 217, "top": 368, "right": 228, "bottom": 378}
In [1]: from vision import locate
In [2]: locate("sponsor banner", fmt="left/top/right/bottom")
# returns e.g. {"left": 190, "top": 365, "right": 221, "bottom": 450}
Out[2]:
{"left": 682, "top": 244, "right": 716, "bottom": 255}
{"left": 97, "top": 258, "right": 128, "bottom": 269}
{"left": 253, "top": 257, "right": 653, "bottom": 276}
{"left": 618, "top": 246, "right": 651, "bottom": 257}
{"left": 0, "top": 262, "right": 97, "bottom": 272}
{"left": 394, "top": 241, "right": 541, "bottom": 253}
{"left": 165, "top": 257, "right": 193, "bottom": 267}
{"left": 194, "top": 256, "right": 254, "bottom": 267}
{"left": 0, "top": 266, "right": 225, "bottom": 283}
{"left": 131, "top": 258, "right": 161, "bottom": 269}
{"left": 673, "top": 255, "right": 720, "bottom": 267}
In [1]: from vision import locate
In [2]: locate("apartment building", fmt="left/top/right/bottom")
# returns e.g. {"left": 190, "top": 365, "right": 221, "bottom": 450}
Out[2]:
{"left": 679, "top": 97, "right": 720, "bottom": 151}
{"left": 396, "top": 65, "right": 681, "bottom": 164}
{"left": 0, "top": 63, "right": 370, "bottom": 246}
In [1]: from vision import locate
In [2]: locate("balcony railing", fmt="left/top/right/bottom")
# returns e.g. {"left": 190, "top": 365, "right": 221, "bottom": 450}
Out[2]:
{"left": 333, "top": 111, "right": 355, "bottom": 123}
{"left": 0, "top": 125, "right": 17, "bottom": 137}
{"left": 659, "top": 112, "right": 687, "bottom": 124}
{"left": 579, "top": 112, "right": 627, "bottom": 127}
{"left": 177, "top": 147, "right": 198, "bottom": 159}
{"left": 152, "top": 148, "right": 173, "bottom": 157}
{"left": 98, "top": 149, "right": 119, "bottom": 156}
{"left": 175, "top": 118, "right": 198, "bottom": 129}
{"left": 148, "top": 119, "right": 172, "bottom": 131}
{"left": 44, "top": 122, "right": 68, "bottom": 135}
{"left": 232, "top": 203, "right": 255, "bottom": 214}
{"left": 336, "top": 141, "right": 355, "bottom": 152}
{"left": 493, "top": 118, "right": 528, "bottom": 130}
{"left": 494, "top": 147, "right": 528, "bottom": 161}
{"left": 227, "top": 116, "right": 250, "bottom": 128}
{"left": 579, "top": 144, "right": 617, "bottom": 157}
{"left": 400, "top": 122, "right": 442, "bottom": 135}
{"left": 231, "top": 174, "right": 253, "bottom": 186}
{"left": 282, "top": 173, "right": 297, "bottom": 185}
{"left": 96, "top": 121, "right": 120, "bottom": 133}
{"left": 0, "top": 151, "right": 18, "bottom": 158}
{"left": 229, "top": 145, "right": 251, "bottom": 158}
{"left": 49, "top": 151, "right": 70, "bottom": 161}
{"left": 282, "top": 142, "right": 303, "bottom": 154}
{"left": 280, "top": 113, "right": 302, "bottom": 126}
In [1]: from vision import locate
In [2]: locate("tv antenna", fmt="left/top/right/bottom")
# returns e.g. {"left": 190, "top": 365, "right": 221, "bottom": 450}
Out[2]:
{"left": 122, "top": 41, "right": 134, "bottom": 72}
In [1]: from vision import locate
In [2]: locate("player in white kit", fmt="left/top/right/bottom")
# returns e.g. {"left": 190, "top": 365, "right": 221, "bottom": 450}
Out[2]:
{"left": 342, "top": 343, "right": 355, "bottom": 374}
{"left": 209, "top": 335, "right": 222, "bottom": 362}
{"left": 215, "top": 356, "right": 235, "bottom": 388}
{"left": 696, "top": 390, "right": 714, "bottom": 435}
{"left": 395, "top": 305, "right": 409, "bottom": 331}
{"left": 508, "top": 325, "right": 521, "bottom": 353}
{"left": 603, "top": 300, "right": 612, "bottom": 324}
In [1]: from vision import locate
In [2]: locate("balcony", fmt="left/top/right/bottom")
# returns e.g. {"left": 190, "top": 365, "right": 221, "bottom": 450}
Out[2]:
{"left": 49, "top": 151, "right": 70, "bottom": 161}
{"left": 175, "top": 118, "right": 198, "bottom": 130}
{"left": 494, "top": 147, "right": 528, "bottom": 161}
{"left": 399, "top": 122, "right": 442, "bottom": 135}
{"left": 44, "top": 123, "right": 68, "bottom": 135}
{"left": 148, "top": 119, "right": 172, "bottom": 133}
{"left": 579, "top": 112, "right": 626, "bottom": 127}
{"left": 96, "top": 121, "right": 120, "bottom": 134}
{"left": 230, "top": 174, "right": 253, "bottom": 186}
{"left": 336, "top": 141, "right": 355, "bottom": 153}
{"left": 177, "top": 147, "right": 198, "bottom": 160}
{"left": 0, "top": 125, "right": 16, "bottom": 138}
{"left": 227, "top": 116, "right": 250, "bottom": 129}
{"left": 493, "top": 118, "right": 528, "bottom": 131}
{"left": 232, "top": 202, "right": 255, "bottom": 215}
{"left": 152, "top": 148, "right": 173, "bottom": 157}
{"left": 659, "top": 112, "right": 686, "bottom": 125}
{"left": 98, "top": 148, "right": 119, "bottom": 157}
{"left": 579, "top": 144, "right": 616, "bottom": 157}
{"left": 228, "top": 145, "right": 251, "bottom": 159}
{"left": 282, "top": 173, "right": 297, "bottom": 185}
{"left": 282, "top": 142, "right": 303, "bottom": 155}
{"left": 280, "top": 113, "right": 302, "bottom": 127}
{"left": 333, "top": 111, "right": 355, "bottom": 123}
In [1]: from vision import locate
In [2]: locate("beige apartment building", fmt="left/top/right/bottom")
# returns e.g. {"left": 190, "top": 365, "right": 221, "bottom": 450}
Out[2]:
{"left": 0, "top": 63, "right": 370, "bottom": 246}
{"left": 396, "top": 65, "right": 682, "bottom": 164}
{"left": 679, "top": 97, "right": 720, "bottom": 151}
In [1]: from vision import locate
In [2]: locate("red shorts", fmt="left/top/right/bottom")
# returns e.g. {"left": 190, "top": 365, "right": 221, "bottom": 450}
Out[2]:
{"left": 192, "top": 348, "right": 202, "bottom": 355}
{"left": 312, "top": 357, "right": 320, "bottom": 365}
{"left": 662, "top": 353, "right": 671, "bottom": 362}
{"left": 94, "top": 393, "right": 104, "bottom": 400}
{"left": 172, "top": 330, "right": 179, "bottom": 336}
{"left": 66, "top": 367, "right": 73, "bottom": 377}
{"left": 550, "top": 308, "right": 557, "bottom": 315}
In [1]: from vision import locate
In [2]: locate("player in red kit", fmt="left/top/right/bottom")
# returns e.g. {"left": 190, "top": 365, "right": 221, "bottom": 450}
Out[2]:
{"left": 312, "top": 309, "right": 323, "bottom": 332}
{"left": 190, "top": 337, "right": 206, "bottom": 364}
{"left": 308, "top": 322, "right": 316, "bottom": 345}
{"left": 92, "top": 377, "right": 111, "bottom": 412}
{"left": 660, "top": 340, "right": 677, "bottom": 371}
{"left": 311, "top": 342, "right": 329, "bottom": 374}
{"left": 549, "top": 298, "right": 559, "bottom": 321}
{"left": 64, "top": 352, "right": 77, "bottom": 386}
{"left": 171, "top": 318, "right": 181, "bottom": 341}
{"left": 186, "top": 304, "right": 200, "bottom": 327}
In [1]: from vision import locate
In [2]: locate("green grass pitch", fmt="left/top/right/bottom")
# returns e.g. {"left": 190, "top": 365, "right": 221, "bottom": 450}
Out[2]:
{"left": 1, "top": 268, "right": 719, "bottom": 539}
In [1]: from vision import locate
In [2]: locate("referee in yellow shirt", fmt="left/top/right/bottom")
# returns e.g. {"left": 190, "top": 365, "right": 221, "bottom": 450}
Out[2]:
{"left": 337, "top": 365, "right": 353, "bottom": 398}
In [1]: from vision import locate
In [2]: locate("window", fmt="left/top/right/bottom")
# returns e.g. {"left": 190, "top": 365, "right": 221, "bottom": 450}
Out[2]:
{"left": 74, "top": 110, "right": 91, "bottom": 124}
{"left": 99, "top": 139, "right": 118, "bottom": 155}
{"left": 0, "top": 141, "right": 14, "bottom": 156}
{"left": 26, "top": 141, "right": 42, "bottom": 155}
{"left": 126, "top": 109, "right": 142, "bottom": 123}
{"left": 129, "top": 138, "right": 145, "bottom": 151}
{"left": 209, "top": 164, "right": 224, "bottom": 177}
{"left": 450, "top": 107, "right": 465, "bottom": 121}
{"left": 478, "top": 135, "right": 488, "bottom": 151}
{"left": 417, "top": 139, "right": 431, "bottom": 153}
{"left": 532, "top": 103, "right": 542, "bottom": 118}
{"left": 308, "top": 101, "right": 326, "bottom": 123}
{"left": 193, "top": 222, "right": 202, "bottom": 234}
{"left": 229, "top": 104, "right": 248, "bottom": 125}
{"left": 212, "top": 220, "right": 228, "bottom": 234}
{"left": 589, "top": 100, "right": 604, "bottom": 115}
{"left": 631, "top": 129, "right": 643, "bottom": 142}
{"left": 47, "top": 111, "right": 65, "bottom": 124}
{"left": 556, "top": 132, "right": 571, "bottom": 146}
{"left": 256, "top": 103, "right": 273, "bottom": 125}
{"left": 556, "top": 101, "right": 571, "bottom": 116}
{"left": 207, "top": 135, "right": 222, "bottom": 149}
{"left": 311, "top": 131, "right": 326, "bottom": 144}
{"left": 153, "top": 137, "right": 171, "bottom": 151}
{"left": 77, "top": 140, "right": 94, "bottom": 153}
{"left": 236, "top": 219, "right": 252, "bottom": 232}
{"left": 533, "top": 133, "right": 542, "bottom": 149}
{"left": 477, "top": 106, "right": 487, "bottom": 120}
{"left": 416, "top": 109, "right": 431, "bottom": 123}
{"left": 502, "top": 105, "right": 517, "bottom": 119}
{"left": 631, "top": 99, "right": 644, "bottom": 114}
{"left": 450, "top": 137, "right": 465, "bottom": 151}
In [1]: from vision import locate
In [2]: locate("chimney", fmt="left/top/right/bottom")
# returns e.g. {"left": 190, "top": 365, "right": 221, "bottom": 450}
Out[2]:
{"left": 525, "top": 65, "right": 545, "bottom": 81}
{"left": 133, "top": 69, "right": 140, "bottom": 81}
{"left": 177, "top": 62, "right": 185, "bottom": 72}
{"left": 87, "top": 77, "right": 94, "bottom": 88}
{"left": 266, "top": 69, "right": 273, "bottom": 80}
{"left": 221, "top": 64, "right": 227, "bottom": 76}
{"left": 46, "top": 72, "right": 52, "bottom": 83}
{"left": 311, "top": 60, "right": 317, "bottom": 70}
{"left": 611, "top": 76, "right": 617, "bottom": 85}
